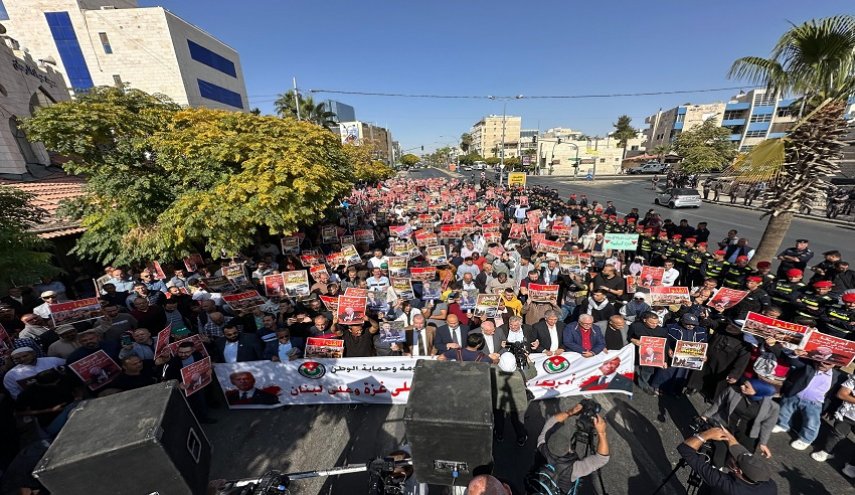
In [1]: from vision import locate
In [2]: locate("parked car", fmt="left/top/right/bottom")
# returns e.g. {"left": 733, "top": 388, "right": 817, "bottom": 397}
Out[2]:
{"left": 474, "top": 161, "right": 487, "bottom": 170}
{"left": 462, "top": 165, "right": 473, "bottom": 171}
{"left": 629, "top": 161, "right": 669, "bottom": 174}
{"left": 654, "top": 187, "right": 701, "bottom": 208}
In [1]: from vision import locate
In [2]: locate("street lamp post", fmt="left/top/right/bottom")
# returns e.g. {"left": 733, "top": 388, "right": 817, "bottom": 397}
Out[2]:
{"left": 549, "top": 138, "right": 579, "bottom": 178}
{"left": 488, "top": 95, "right": 523, "bottom": 187}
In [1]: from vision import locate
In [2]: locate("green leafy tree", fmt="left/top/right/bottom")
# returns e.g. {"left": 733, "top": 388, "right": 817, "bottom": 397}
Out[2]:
{"left": 671, "top": 119, "right": 737, "bottom": 173}
{"left": 485, "top": 157, "right": 501, "bottom": 166}
{"left": 400, "top": 154, "right": 420, "bottom": 166}
{"left": 0, "top": 188, "right": 59, "bottom": 286}
{"left": 652, "top": 144, "right": 671, "bottom": 163}
{"left": 460, "top": 133, "right": 473, "bottom": 153}
{"left": 273, "top": 90, "right": 337, "bottom": 128}
{"left": 504, "top": 157, "right": 521, "bottom": 169}
{"left": 23, "top": 87, "right": 356, "bottom": 264}
{"left": 727, "top": 15, "right": 855, "bottom": 264}
{"left": 458, "top": 153, "right": 482, "bottom": 166}
{"left": 611, "top": 115, "right": 638, "bottom": 160}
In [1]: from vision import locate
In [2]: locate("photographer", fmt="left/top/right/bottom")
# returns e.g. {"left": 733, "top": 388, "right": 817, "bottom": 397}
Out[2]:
{"left": 678, "top": 427, "right": 777, "bottom": 494}
{"left": 529, "top": 403, "right": 610, "bottom": 493}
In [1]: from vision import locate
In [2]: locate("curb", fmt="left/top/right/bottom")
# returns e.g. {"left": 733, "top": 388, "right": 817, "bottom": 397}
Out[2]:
{"left": 700, "top": 199, "right": 855, "bottom": 227}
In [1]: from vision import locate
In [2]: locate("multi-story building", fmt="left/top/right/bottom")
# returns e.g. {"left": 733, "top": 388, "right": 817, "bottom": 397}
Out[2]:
{"left": 519, "top": 129, "right": 539, "bottom": 161}
{"left": 542, "top": 127, "right": 585, "bottom": 141}
{"left": 1, "top": 0, "right": 249, "bottom": 111}
{"left": 642, "top": 89, "right": 800, "bottom": 153}
{"left": 322, "top": 99, "right": 355, "bottom": 123}
{"left": 0, "top": 32, "right": 70, "bottom": 175}
{"left": 337, "top": 121, "right": 394, "bottom": 164}
{"left": 470, "top": 115, "right": 521, "bottom": 158}
{"left": 535, "top": 134, "right": 645, "bottom": 176}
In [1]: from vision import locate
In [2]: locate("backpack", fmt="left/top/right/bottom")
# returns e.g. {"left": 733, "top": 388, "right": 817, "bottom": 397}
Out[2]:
{"left": 525, "top": 452, "right": 577, "bottom": 495}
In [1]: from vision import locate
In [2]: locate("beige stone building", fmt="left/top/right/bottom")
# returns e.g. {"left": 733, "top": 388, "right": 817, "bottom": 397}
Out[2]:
{"left": 470, "top": 115, "right": 521, "bottom": 158}
{"left": 535, "top": 134, "right": 645, "bottom": 176}
{"left": 1, "top": 0, "right": 248, "bottom": 111}
{"left": 644, "top": 103, "right": 726, "bottom": 150}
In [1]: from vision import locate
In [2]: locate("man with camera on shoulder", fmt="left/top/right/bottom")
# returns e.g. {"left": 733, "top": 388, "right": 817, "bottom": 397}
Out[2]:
{"left": 528, "top": 402, "right": 610, "bottom": 494}
{"left": 678, "top": 426, "right": 777, "bottom": 495}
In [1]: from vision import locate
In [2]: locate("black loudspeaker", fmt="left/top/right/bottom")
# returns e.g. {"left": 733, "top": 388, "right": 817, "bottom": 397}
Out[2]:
{"left": 404, "top": 360, "right": 493, "bottom": 486}
{"left": 33, "top": 381, "right": 211, "bottom": 495}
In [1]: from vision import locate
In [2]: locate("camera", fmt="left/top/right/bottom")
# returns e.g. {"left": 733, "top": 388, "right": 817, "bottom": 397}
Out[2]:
{"left": 689, "top": 416, "right": 721, "bottom": 434}
{"left": 576, "top": 398, "right": 602, "bottom": 434}
{"left": 504, "top": 341, "right": 529, "bottom": 369}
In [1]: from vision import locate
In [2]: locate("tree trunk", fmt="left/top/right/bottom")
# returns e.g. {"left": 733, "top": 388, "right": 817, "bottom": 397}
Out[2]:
{"left": 751, "top": 211, "right": 794, "bottom": 268}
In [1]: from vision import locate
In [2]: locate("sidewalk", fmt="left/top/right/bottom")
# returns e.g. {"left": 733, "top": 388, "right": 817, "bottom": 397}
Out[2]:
{"left": 700, "top": 192, "right": 855, "bottom": 227}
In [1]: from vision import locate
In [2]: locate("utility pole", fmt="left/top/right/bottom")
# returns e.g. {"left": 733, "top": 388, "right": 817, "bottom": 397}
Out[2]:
{"left": 293, "top": 77, "right": 301, "bottom": 121}
{"left": 488, "top": 95, "right": 523, "bottom": 187}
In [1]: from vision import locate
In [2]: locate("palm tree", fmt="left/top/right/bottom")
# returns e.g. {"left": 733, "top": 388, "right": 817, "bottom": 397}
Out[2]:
{"left": 460, "top": 132, "right": 473, "bottom": 153}
{"left": 273, "top": 90, "right": 338, "bottom": 128}
{"left": 652, "top": 144, "right": 671, "bottom": 163}
{"left": 612, "top": 115, "right": 638, "bottom": 161}
{"left": 727, "top": 15, "right": 855, "bottom": 265}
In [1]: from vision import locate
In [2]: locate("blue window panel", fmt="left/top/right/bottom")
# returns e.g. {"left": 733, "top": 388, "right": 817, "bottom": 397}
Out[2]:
{"left": 673, "top": 122, "right": 683, "bottom": 130}
{"left": 188, "top": 40, "right": 236, "bottom": 77}
{"left": 676, "top": 106, "right": 687, "bottom": 115}
{"left": 198, "top": 79, "right": 243, "bottom": 108}
{"left": 752, "top": 105, "right": 775, "bottom": 115}
{"left": 747, "top": 121, "right": 770, "bottom": 131}
{"left": 44, "top": 12, "right": 93, "bottom": 90}
{"left": 721, "top": 119, "right": 746, "bottom": 126}
{"left": 0, "top": 1, "right": 9, "bottom": 21}
{"left": 729, "top": 134, "right": 742, "bottom": 141}
{"left": 767, "top": 132, "right": 787, "bottom": 139}
{"left": 726, "top": 102, "right": 751, "bottom": 111}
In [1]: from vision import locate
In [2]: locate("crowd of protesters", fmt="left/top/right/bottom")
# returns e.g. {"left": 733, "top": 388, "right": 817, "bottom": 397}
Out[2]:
{"left": 1, "top": 174, "right": 854, "bottom": 493}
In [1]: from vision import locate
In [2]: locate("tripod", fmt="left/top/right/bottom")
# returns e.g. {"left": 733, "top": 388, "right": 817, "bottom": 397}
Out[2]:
{"left": 570, "top": 428, "right": 609, "bottom": 495}
{"left": 650, "top": 456, "right": 706, "bottom": 495}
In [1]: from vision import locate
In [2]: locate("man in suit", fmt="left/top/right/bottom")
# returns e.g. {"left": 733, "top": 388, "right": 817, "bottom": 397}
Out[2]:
{"left": 225, "top": 371, "right": 280, "bottom": 406}
{"left": 434, "top": 313, "right": 470, "bottom": 353}
{"left": 157, "top": 341, "right": 216, "bottom": 423}
{"left": 340, "top": 306, "right": 359, "bottom": 323}
{"left": 215, "top": 324, "right": 264, "bottom": 363}
{"left": 580, "top": 356, "right": 633, "bottom": 392}
{"left": 401, "top": 314, "right": 436, "bottom": 357}
{"left": 563, "top": 314, "right": 605, "bottom": 357}
{"left": 532, "top": 310, "right": 564, "bottom": 356}
{"left": 475, "top": 320, "right": 507, "bottom": 359}
{"left": 496, "top": 315, "right": 538, "bottom": 353}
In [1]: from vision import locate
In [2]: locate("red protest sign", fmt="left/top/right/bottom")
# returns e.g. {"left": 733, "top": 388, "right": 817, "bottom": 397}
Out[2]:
{"left": 68, "top": 350, "right": 121, "bottom": 391}
{"left": 800, "top": 331, "right": 855, "bottom": 367}
{"left": 180, "top": 357, "right": 212, "bottom": 397}
{"left": 337, "top": 295, "right": 367, "bottom": 325}
{"left": 639, "top": 336, "right": 668, "bottom": 368}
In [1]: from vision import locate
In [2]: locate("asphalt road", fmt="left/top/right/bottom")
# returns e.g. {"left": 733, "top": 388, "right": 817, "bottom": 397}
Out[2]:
{"left": 197, "top": 169, "right": 853, "bottom": 495}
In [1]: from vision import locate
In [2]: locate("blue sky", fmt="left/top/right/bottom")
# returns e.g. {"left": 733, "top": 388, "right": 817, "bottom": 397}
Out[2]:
{"left": 144, "top": 0, "right": 844, "bottom": 152}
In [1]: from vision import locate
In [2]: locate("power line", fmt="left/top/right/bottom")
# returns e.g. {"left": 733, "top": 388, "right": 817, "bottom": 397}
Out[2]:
{"left": 302, "top": 86, "right": 747, "bottom": 100}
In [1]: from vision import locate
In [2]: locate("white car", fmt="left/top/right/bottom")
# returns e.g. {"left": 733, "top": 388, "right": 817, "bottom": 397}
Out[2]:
{"left": 654, "top": 187, "right": 701, "bottom": 208}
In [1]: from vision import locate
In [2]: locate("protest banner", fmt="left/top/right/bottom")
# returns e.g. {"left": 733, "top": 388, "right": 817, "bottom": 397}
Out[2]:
{"left": 325, "top": 251, "right": 345, "bottom": 268}
{"left": 337, "top": 295, "right": 367, "bottom": 325}
{"left": 527, "top": 209, "right": 542, "bottom": 222}
{"left": 320, "top": 295, "right": 339, "bottom": 312}
{"left": 183, "top": 253, "right": 205, "bottom": 272}
{"left": 558, "top": 254, "right": 581, "bottom": 274}
{"left": 391, "top": 278, "right": 414, "bottom": 300}
{"left": 321, "top": 225, "right": 338, "bottom": 244}
{"left": 388, "top": 256, "right": 408, "bottom": 277}
{"left": 457, "top": 289, "right": 479, "bottom": 310}
{"left": 648, "top": 287, "right": 691, "bottom": 306}
{"left": 481, "top": 223, "right": 501, "bottom": 233}
{"left": 426, "top": 245, "right": 448, "bottom": 266}
{"left": 168, "top": 334, "right": 209, "bottom": 357}
{"left": 223, "top": 291, "right": 267, "bottom": 311}
{"left": 603, "top": 233, "right": 640, "bottom": 251}
{"left": 528, "top": 284, "right": 559, "bottom": 303}
{"left": 68, "top": 350, "right": 121, "bottom": 391}
{"left": 414, "top": 231, "right": 438, "bottom": 247}
{"left": 280, "top": 236, "right": 301, "bottom": 255}
{"left": 304, "top": 338, "right": 344, "bottom": 359}
{"left": 508, "top": 223, "right": 526, "bottom": 240}
{"left": 390, "top": 242, "right": 410, "bottom": 258}
{"left": 354, "top": 229, "right": 375, "bottom": 244}
{"left": 799, "top": 331, "right": 855, "bottom": 367}
{"left": 378, "top": 321, "right": 406, "bottom": 343}
{"left": 49, "top": 298, "right": 103, "bottom": 327}
{"left": 422, "top": 281, "right": 442, "bottom": 300}
{"left": 201, "top": 276, "right": 234, "bottom": 293}
{"left": 410, "top": 266, "right": 436, "bottom": 282}
{"left": 483, "top": 231, "right": 501, "bottom": 244}
{"left": 309, "top": 264, "right": 329, "bottom": 282}
{"left": 707, "top": 288, "right": 748, "bottom": 312}
{"left": 625, "top": 275, "right": 636, "bottom": 294}
{"left": 181, "top": 357, "right": 213, "bottom": 397}
{"left": 263, "top": 274, "right": 286, "bottom": 297}
{"left": 145, "top": 261, "right": 167, "bottom": 280}
{"left": 281, "top": 271, "right": 310, "bottom": 299}
{"left": 339, "top": 235, "right": 355, "bottom": 245}
{"left": 341, "top": 244, "right": 362, "bottom": 266}
{"left": 222, "top": 263, "right": 252, "bottom": 288}
{"left": 344, "top": 288, "right": 368, "bottom": 297}
{"left": 439, "top": 225, "right": 463, "bottom": 240}
{"left": 638, "top": 336, "right": 668, "bottom": 368}
{"left": 551, "top": 223, "right": 571, "bottom": 238}
{"left": 741, "top": 312, "right": 809, "bottom": 349}
{"left": 507, "top": 172, "right": 526, "bottom": 187}
{"left": 517, "top": 196, "right": 529, "bottom": 207}
{"left": 671, "top": 341, "right": 708, "bottom": 370}
{"left": 215, "top": 344, "right": 636, "bottom": 408}
{"left": 389, "top": 225, "right": 413, "bottom": 239}
{"left": 366, "top": 290, "right": 389, "bottom": 312}
{"left": 155, "top": 324, "right": 172, "bottom": 358}
{"left": 475, "top": 294, "right": 501, "bottom": 318}
{"left": 538, "top": 240, "right": 564, "bottom": 254}
{"left": 300, "top": 251, "right": 323, "bottom": 267}
{"left": 487, "top": 245, "right": 505, "bottom": 259}
{"left": 638, "top": 266, "right": 665, "bottom": 288}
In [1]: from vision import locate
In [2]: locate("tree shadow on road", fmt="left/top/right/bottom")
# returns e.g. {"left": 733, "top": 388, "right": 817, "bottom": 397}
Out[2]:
{"left": 778, "top": 462, "right": 834, "bottom": 495}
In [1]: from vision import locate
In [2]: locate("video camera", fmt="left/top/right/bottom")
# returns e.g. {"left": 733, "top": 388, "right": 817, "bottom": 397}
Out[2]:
{"left": 504, "top": 341, "right": 529, "bottom": 369}
{"left": 575, "top": 398, "right": 602, "bottom": 434}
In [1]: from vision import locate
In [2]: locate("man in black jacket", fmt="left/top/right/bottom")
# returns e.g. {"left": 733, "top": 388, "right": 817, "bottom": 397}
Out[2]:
{"left": 157, "top": 341, "right": 216, "bottom": 423}
{"left": 214, "top": 324, "right": 264, "bottom": 363}
{"left": 686, "top": 323, "right": 752, "bottom": 403}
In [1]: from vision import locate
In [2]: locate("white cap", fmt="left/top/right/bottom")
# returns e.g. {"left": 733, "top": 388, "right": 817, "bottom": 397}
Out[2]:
{"left": 498, "top": 352, "right": 517, "bottom": 373}
{"left": 633, "top": 293, "right": 648, "bottom": 301}
{"left": 11, "top": 346, "right": 35, "bottom": 356}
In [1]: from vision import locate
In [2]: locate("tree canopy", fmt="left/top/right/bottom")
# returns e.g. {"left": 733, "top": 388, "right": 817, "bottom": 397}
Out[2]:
{"left": 400, "top": 153, "right": 420, "bottom": 166}
{"left": 22, "top": 87, "right": 372, "bottom": 265}
{"left": 0, "top": 187, "right": 59, "bottom": 286}
{"left": 671, "top": 119, "right": 737, "bottom": 172}
{"left": 273, "top": 90, "right": 338, "bottom": 128}
{"left": 611, "top": 115, "right": 638, "bottom": 149}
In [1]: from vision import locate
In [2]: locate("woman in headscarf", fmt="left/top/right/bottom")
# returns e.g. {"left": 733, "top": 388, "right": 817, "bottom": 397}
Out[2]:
{"left": 700, "top": 378, "right": 780, "bottom": 465}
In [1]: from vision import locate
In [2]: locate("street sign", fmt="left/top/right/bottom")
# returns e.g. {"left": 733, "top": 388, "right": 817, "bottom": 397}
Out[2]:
{"left": 507, "top": 172, "right": 527, "bottom": 187}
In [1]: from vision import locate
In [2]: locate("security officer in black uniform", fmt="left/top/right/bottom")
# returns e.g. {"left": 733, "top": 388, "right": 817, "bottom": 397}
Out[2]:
{"left": 820, "top": 292, "right": 855, "bottom": 339}
{"left": 793, "top": 280, "right": 836, "bottom": 321}
{"left": 672, "top": 236, "right": 691, "bottom": 280}
{"left": 728, "top": 276, "right": 771, "bottom": 320}
{"left": 683, "top": 240, "right": 707, "bottom": 287}
{"left": 652, "top": 232, "right": 670, "bottom": 266}
{"left": 722, "top": 256, "right": 753, "bottom": 289}
{"left": 704, "top": 250, "right": 729, "bottom": 284}
{"left": 768, "top": 268, "right": 807, "bottom": 319}
{"left": 775, "top": 239, "right": 814, "bottom": 279}
{"left": 664, "top": 234, "right": 682, "bottom": 267}
{"left": 638, "top": 228, "right": 655, "bottom": 262}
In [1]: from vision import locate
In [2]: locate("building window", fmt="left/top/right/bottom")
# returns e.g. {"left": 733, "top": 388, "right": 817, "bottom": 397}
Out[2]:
{"left": 197, "top": 79, "right": 243, "bottom": 109}
{"left": 740, "top": 145, "right": 756, "bottom": 152}
{"left": 750, "top": 113, "right": 772, "bottom": 123}
{"left": 599, "top": 158, "right": 606, "bottom": 163}
{"left": 44, "top": 12, "right": 94, "bottom": 90}
{"left": 675, "top": 114, "right": 685, "bottom": 123}
{"left": 745, "top": 130, "right": 766, "bottom": 138}
{"left": 776, "top": 107, "right": 792, "bottom": 118}
{"left": 723, "top": 110, "right": 744, "bottom": 120}
{"left": 753, "top": 93, "right": 776, "bottom": 106}
{"left": 0, "top": 1, "right": 9, "bottom": 20}
{"left": 188, "top": 40, "right": 237, "bottom": 77}
{"left": 99, "top": 32, "right": 113, "bottom": 54}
